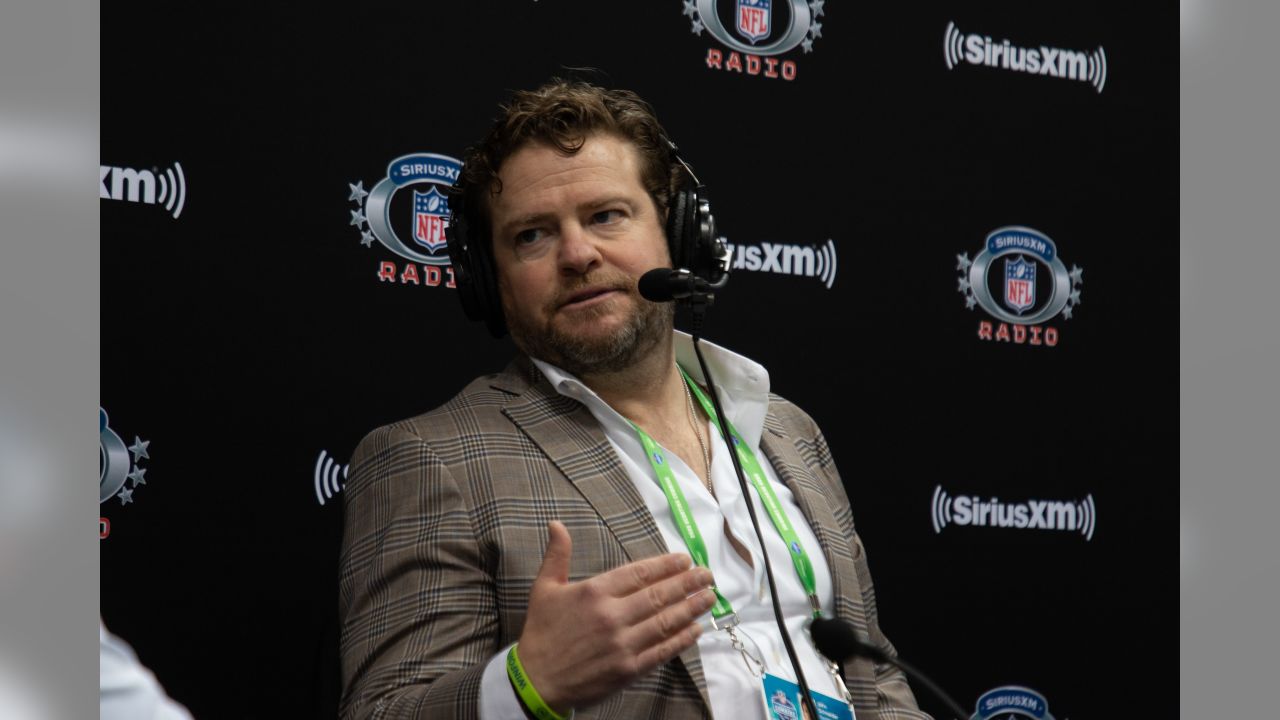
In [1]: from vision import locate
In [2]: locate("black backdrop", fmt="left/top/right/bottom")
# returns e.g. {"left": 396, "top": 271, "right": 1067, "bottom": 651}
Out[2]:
{"left": 101, "top": 3, "right": 1174, "bottom": 717}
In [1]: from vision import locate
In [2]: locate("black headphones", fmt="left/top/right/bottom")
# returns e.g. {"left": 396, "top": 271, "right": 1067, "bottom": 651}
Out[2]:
{"left": 445, "top": 138, "right": 728, "bottom": 338}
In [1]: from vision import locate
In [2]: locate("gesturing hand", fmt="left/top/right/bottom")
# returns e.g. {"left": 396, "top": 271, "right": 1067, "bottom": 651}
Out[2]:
{"left": 514, "top": 521, "right": 718, "bottom": 714}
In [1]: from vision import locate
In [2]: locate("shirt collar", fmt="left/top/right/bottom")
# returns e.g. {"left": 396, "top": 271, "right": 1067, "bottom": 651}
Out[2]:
{"left": 530, "top": 331, "right": 773, "bottom": 450}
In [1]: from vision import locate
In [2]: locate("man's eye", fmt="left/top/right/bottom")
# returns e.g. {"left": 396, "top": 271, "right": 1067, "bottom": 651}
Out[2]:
{"left": 514, "top": 228, "right": 544, "bottom": 245}
{"left": 592, "top": 209, "right": 624, "bottom": 225}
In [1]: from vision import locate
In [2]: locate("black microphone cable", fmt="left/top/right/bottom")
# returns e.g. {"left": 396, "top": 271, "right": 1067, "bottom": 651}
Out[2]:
{"left": 689, "top": 335, "right": 824, "bottom": 720}
{"left": 646, "top": 266, "right": 965, "bottom": 720}
{"left": 642, "top": 266, "right": 823, "bottom": 720}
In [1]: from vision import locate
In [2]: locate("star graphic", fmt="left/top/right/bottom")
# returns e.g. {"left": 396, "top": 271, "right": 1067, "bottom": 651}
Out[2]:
{"left": 1061, "top": 305, "right": 1074, "bottom": 320}
{"left": 1069, "top": 289, "right": 1082, "bottom": 305}
{"left": 965, "top": 294, "right": 977, "bottom": 309}
{"left": 682, "top": 0, "right": 697, "bottom": 18}
{"left": 128, "top": 467, "right": 147, "bottom": 486}
{"left": 691, "top": 19, "right": 704, "bottom": 35}
{"left": 809, "top": 0, "right": 825, "bottom": 17}
{"left": 956, "top": 252, "right": 972, "bottom": 271}
{"left": 802, "top": 38, "right": 814, "bottom": 54}
{"left": 117, "top": 487, "right": 134, "bottom": 505}
{"left": 128, "top": 436, "right": 150, "bottom": 461}
{"left": 360, "top": 230, "right": 375, "bottom": 248}
{"left": 809, "top": 21, "right": 823, "bottom": 40}
{"left": 1070, "top": 264, "right": 1084, "bottom": 284}
{"left": 957, "top": 277, "right": 971, "bottom": 293}
{"left": 348, "top": 180, "right": 369, "bottom": 203}
{"left": 350, "top": 208, "right": 367, "bottom": 227}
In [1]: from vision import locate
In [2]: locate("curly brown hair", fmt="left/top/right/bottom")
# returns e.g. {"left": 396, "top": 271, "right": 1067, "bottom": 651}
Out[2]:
{"left": 455, "top": 79, "right": 683, "bottom": 247}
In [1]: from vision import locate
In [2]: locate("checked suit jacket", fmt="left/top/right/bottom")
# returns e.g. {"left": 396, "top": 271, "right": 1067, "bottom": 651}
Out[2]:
{"left": 338, "top": 357, "right": 930, "bottom": 720}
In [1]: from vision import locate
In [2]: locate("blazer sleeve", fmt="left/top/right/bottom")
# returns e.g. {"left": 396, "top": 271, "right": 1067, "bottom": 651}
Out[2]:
{"left": 338, "top": 421, "right": 498, "bottom": 720}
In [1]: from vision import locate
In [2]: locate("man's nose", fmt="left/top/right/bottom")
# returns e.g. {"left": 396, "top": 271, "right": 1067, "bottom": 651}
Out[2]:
{"left": 558, "top": 222, "right": 602, "bottom": 274}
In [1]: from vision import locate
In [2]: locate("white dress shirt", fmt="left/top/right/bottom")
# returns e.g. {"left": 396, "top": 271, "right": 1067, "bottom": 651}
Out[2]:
{"left": 480, "top": 332, "right": 843, "bottom": 719}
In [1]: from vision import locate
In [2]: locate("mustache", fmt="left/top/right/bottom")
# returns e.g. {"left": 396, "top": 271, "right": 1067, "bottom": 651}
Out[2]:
{"left": 549, "top": 273, "right": 636, "bottom": 309}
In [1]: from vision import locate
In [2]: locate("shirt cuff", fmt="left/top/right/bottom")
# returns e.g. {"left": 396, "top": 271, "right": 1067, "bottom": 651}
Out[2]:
{"left": 479, "top": 644, "right": 527, "bottom": 720}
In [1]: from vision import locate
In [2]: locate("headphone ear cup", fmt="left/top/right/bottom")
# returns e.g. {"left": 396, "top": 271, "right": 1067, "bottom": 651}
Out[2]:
{"left": 445, "top": 209, "right": 483, "bottom": 321}
{"left": 665, "top": 186, "right": 692, "bottom": 270}
{"left": 470, "top": 236, "right": 506, "bottom": 337}
{"left": 446, "top": 196, "right": 507, "bottom": 337}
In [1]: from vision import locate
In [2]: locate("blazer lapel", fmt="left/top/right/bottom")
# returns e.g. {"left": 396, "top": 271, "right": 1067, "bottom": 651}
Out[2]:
{"left": 494, "top": 359, "right": 713, "bottom": 711}
{"left": 757, "top": 414, "right": 863, "bottom": 627}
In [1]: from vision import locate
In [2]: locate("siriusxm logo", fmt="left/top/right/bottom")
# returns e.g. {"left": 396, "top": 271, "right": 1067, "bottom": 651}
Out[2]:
{"left": 100, "top": 408, "right": 152, "bottom": 539}
{"left": 956, "top": 226, "right": 1083, "bottom": 347}
{"left": 723, "top": 239, "right": 837, "bottom": 288}
{"left": 351, "top": 153, "right": 462, "bottom": 267}
{"left": 932, "top": 485, "right": 1096, "bottom": 541}
{"left": 944, "top": 21, "right": 1107, "bottom": 93}
{"left": 100, "top": 408, "right": 149, "bottom": 507}
{"left": 970, "top": 686, "right": 1057, "bottom": 720}
{"left": 313, "top": 450, "right": 348, "bottom": 506}
{"left": 100, "top": 162, "right": 187, "bottom": 218}
{"left": 348, "top": 152, "right": 463, "bottom": 287}
{"left": 687, "top": 0, "right": 827, "bottom": 82}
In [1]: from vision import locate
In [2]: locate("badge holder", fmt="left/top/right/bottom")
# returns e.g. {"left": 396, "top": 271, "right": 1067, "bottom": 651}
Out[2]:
{"left": 760, "top": 672, "right": 855, "bottom": 720}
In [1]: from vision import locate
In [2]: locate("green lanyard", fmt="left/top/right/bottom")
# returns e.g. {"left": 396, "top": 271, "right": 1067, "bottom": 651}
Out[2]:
{"left": 629, "top": 367, "right": 823, "bottom": 628}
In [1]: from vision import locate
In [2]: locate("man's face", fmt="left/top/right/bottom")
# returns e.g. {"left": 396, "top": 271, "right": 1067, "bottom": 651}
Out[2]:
{"left": 489, "top": 132, "right": 673, "bottom": 376}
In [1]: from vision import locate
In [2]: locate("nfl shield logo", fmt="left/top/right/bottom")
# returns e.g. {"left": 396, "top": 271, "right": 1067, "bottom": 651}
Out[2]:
{"left": 413, "top": 187, "right": 449, "bottom": 253}
{"left": 737, "top": 0, "right": 771, "bottom": 43}
{"left": 1004, "top": 255, "right": 1036, "bottom": 314}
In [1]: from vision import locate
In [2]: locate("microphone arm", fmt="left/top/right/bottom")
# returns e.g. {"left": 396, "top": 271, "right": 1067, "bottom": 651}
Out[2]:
{"left": 637, "top": 267, "right": 727, "bottom": 305}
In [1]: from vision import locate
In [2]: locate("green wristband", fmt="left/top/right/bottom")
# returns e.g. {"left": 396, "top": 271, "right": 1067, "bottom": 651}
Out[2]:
{"left": 506, "top": 643, "right": 569, "bottom": 720}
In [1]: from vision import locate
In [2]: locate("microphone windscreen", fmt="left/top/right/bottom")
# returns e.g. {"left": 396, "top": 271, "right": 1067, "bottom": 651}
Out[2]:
{"left": 809, "top": 618, "right": 853, "bottom": 661}
{"left": 638, "top": 268, "right": 677, "bottom": 302}
{"left": 809, "top": 618, "right": 889, "bottom": 664}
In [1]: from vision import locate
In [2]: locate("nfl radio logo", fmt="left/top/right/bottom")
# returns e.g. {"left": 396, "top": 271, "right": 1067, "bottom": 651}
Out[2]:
{"left": 737, "top": 0, "right": 771, "bottom": 43}
{"left": 1004, "top": 255, "right": 1036, "bottom": 314}
{"left": 413, "top": 187, "right": 449, "bottom": 253}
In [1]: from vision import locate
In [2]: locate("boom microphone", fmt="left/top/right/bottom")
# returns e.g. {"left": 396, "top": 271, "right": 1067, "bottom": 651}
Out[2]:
{"left": 808, "top": 617, "right": 969, "bottom": 719}
{"left": 809, "top": 617, "right": 890, "bottom": 665}
{"left": 638, "top": 268, "right": 721, "bottom": 302}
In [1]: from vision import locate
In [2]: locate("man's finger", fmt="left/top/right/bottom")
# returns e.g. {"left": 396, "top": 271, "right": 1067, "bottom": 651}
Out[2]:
{"left": 625, "top": 587, "right": 717, "bottom": 651}
{"left": 596, "top": 552, "right": 693, "bottom": 598}
{"left": 632, "top": 621, "right": 704, "bottom": 676}
{"left": 614, "top": 566, "right": 714, "bottom": 626}
{"left": 535, "top": 520, "right": 573, "bottom": 585}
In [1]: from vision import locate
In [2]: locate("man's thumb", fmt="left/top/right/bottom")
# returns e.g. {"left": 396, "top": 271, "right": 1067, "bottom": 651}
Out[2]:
{"left": 536, "top": 520, "right": 572, "bottom": 584}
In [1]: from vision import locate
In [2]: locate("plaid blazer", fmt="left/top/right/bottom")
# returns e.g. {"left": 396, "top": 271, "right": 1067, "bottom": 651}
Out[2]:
{"left": 338, "top": 357, "right": 931, "bottom": 720}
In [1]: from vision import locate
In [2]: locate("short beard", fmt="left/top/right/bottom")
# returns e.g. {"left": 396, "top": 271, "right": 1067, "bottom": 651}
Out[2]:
{"left": 505, "top": 285, "right": 674, "bottom": 378}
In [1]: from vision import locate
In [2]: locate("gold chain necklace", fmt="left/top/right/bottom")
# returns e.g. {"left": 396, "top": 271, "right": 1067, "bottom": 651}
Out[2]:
{"left": 682, "top": 377, "right": 714, "bottom": 497}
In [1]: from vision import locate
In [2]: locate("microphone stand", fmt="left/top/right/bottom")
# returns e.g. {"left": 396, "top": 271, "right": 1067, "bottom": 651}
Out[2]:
{"left": 684, "top": 295, "right": 823, "bottom": 720}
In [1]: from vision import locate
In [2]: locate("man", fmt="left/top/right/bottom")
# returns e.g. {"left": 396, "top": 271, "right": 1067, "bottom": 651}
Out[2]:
{"left": 338, "top": 80, "right": 929, "bottom": 720}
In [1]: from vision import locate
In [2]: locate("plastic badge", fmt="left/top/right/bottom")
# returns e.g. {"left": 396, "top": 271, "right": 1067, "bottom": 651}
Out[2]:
{"left": 760, "top": 672, "right": 855, "bottom": 720}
